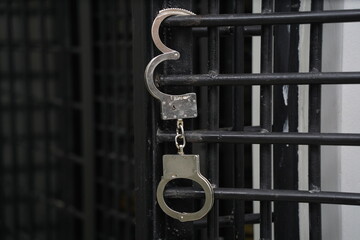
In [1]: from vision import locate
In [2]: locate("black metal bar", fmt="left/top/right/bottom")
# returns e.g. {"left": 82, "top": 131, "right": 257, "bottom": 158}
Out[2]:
{"left": 21, "top": 0, "right": 35, "bottom": 238}
{"left": 157, "top": 130, "right": 360, "bottom": 145}
{"left": 233, "top": 0, "right": 245, "bottom": 239}
{"left": 121, "top": 1, "right": 133, "bottom": 239}
{"left": 111, "top": 1, "right": 122, "bottom": 239}
{"left": 194, "top": 213, "right": 264, "bottom": 228}
{"left": 150, "top": 2, "right": 165, "bottom": 239}
{"left": 99, "top": 2, "right": 110, "bottom": 239}
{"left": 40, "top": 0, "right": 51, "bottom": 238}
{"left": 207, "top": 0, "right": 220, "bottom": 239}
{"left": 195, "top": 215, "right": 234, "bottom": 228}
{"left": 0, "top": 36, "right": 3, "bottom": 240}
{"left": 79, "top": 0, "right": 95, "bottom": 239}
{"left": 217, "top": 2, "right": 236, "bottom": 239}
{"left": 273, "top": 1, "right": 300, "bottom": 239}
{"left": 54, "top": 0, "right": 71, "bottom": 237}
{"left": 309, "top": 0, "right": 323, "bottom": 239}
{"left": 260, "top": 0, "right": 273, "bottom": 239}
{"left": 163, "top": 9, "right": 360, "bottom": 26}
{"left": 132, "top": 0, "right": 152, "bottom": 239}
{"left": 243, "top": 25, "right": 262, "bottom": 36}
{"left": 159, "top": 72, "right": 360, "bottom": 86}
{"left": 192, "top": 25, "right": 261, "bottom": 37}
{"left": 164, "top": 188, "right": 360, "bottom": 205}
{"left": 6, "top": 1, "right": 19, "bottom": 238}
{"left": 193, "top": 26, "right": 233, "bottom": 37}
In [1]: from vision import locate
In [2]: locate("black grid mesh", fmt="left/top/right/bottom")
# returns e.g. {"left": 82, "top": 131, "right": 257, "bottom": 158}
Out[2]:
{"left": 92, "top": 1, "right": 135, "bottom": 239}
{"left": 0, "top": 1, "right": 135, "bottom": 239}
{"left": 0, "top": 0, "right": 61, "bottom": 239}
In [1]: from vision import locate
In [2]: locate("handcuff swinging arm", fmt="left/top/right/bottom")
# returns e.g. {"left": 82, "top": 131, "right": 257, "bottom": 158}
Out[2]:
{"left": 144, "top": 9, "right": 198, "bottom": 120}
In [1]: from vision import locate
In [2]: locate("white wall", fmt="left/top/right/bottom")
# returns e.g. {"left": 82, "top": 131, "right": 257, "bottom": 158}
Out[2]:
{"left": 336, "top": 1, "right": 360, "bottom": 239}
{"left": 320, "top": 0, "right": 343, "bottom": 239}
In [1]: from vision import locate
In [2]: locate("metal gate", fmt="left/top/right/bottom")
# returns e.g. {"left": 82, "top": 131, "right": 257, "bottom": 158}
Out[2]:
{"left": 133, "top": 0, "right": 360, "bottom": 240}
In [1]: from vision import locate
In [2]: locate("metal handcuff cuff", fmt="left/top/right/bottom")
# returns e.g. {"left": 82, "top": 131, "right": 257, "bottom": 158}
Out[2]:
{"left": 144, "top": 8, "right": 214, "bottom": 222}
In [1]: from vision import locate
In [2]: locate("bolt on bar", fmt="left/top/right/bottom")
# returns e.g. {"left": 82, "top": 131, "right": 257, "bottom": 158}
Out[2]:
{"left": 164, "top": 188, "right": 360, "bottom": 205}
{"left": 157, "top": 130, "right": 360, "bottom": 145}
{"left": 163, "top": 9, "right": 360, "bottom": 26}
{"left": 159, "top": 72, "right": 360, "bottom": 86}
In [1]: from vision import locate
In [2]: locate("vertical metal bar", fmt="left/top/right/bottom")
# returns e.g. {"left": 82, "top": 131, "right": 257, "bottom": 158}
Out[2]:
{"left": 149, "top": 2, "right": 167, "bottom": 239}
{"left": 79, "top": 0, "right": 95, "bottom": 239}
{"left": 233, "top": 0, "right": 245, "bottom": 239}
{"left": 207, "top": 0, "right": 220, "bottom": 239}
{"left": 63, "top": 0, "right": 74, "bottom": 238}
{"left": 99, "top": 1, "right": 110, "bottom": 238}
{"left": 0, "top": 30, "right": 3, "bottom": 239}
{"left": 6, "top": 1, "right": 19, "bottom": 238}
{"left": 111, "top": 0, "right": 122, "bottom": 239}
{"left": 260, "top": 0, "right": 273, "bottom": 239}
{"left": 39, "top": 0, "right": 51, "bottom": 238}
{"left": 273, "top": 0, "right": 300, "bottom": 239}
{"left": 123, "top": 1, "right": 133, "bottom": 238}
{"left": 132, "top": 0, "right": 152, "bottom": 239}
{"left": 21, "top": 0, "right": 35, "bottom": 238}
{"left": 309, "top": 0, "right": 323, "bottom": 239}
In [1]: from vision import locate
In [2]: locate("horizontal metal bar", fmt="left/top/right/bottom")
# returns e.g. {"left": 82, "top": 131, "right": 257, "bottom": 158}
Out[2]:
{"left": 194, "top": 213, "right": 266, "bottom": 228}
{"left": 157, "top": 130, "right": 360, "bottom": 145}
{"left": 192, "top": 25, "right": 261, "bottom": 37}
{"left": 194, "top": 215, "right": 233, "bottom": 228}
{"left": 158, "top": 72, "right": 360, "bottom": 86}
{"left": 192, "top": 26, "right": 233, "bottom": 36}
{"left": 164, "top": 9, "right": 360, "bottom": 27}
{"left": 164, "top": 188, "right": 360, "bottom": 205}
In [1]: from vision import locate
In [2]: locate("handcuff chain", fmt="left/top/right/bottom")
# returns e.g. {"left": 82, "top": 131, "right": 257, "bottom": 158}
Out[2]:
{"left": 175, "top": 119, "right": 186, "bottom": 155}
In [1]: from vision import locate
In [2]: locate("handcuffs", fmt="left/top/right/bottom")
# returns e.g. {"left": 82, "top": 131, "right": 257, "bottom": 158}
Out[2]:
{"left": 144, "top": 8, "right": 214, "bottom": 222}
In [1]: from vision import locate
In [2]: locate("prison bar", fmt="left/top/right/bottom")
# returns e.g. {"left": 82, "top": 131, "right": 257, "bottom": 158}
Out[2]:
{"left": 194, "top": 213, "right": 266, "bottom": 228}
{"left": 163, "top": 9, "right": 360, "bottom": 26}
{"left": 164, "top": 188, "right": 360, "bottom": 205}
{"left": 272, "top": 1, "right": 300, "bottom": 238}
{"left": 159, "top": 72, "right": 360, "bottom": 86}
{"left": 207, "top": 0, "right": 220, "bottom": 238}
{"left": 192, "top": 25, "right": 261, "bottom": 36}
{"left": 157, "top": 131, "right": 360, "bottom": 145}
{"left": 309, "top": 0, "right": 323, "bottom": 239}
{"left": 233, "top": 0, "right": 246, "bottom": 239}
{"left": 259, "top": 0, "right": 273, "bottom": 239}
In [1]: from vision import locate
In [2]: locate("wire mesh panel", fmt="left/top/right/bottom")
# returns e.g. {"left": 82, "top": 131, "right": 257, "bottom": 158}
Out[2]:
{"left": 92, "top": 0, "right": 135, "bottom": 239}
{"left": 0, "top": 0, "right": 61, "bottom": 239}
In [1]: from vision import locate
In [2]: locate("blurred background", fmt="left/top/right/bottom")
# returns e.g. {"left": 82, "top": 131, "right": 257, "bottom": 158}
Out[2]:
{"left": 0, "top": 0, "right": 134, "bottom": 239}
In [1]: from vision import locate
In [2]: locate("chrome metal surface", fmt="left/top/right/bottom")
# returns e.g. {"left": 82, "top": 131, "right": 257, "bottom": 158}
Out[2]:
{"left": 144, "top": 8, "right": 198, "bottom": 120}
{"left": 156, "top": 154, "right": 214, "bottom": 222}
